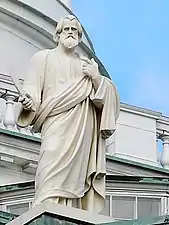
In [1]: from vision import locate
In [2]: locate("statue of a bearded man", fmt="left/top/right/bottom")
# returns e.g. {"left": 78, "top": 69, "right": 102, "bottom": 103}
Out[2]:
{"left": 17, "top": 15, "right": 120, "bottom": 213}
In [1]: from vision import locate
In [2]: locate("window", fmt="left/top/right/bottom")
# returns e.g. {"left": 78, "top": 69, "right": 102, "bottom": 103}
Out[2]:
{"left": 7, "top": 203, "right": 29, "bottom": 215}
{"left": 137, "top": 197, "right": 161, "bottom": 218}
{"left": 112, "top": 196, "right": 135, "bottom": 220}
{"left": 0, "top": 199, "right": 33, "bottom": 216}
{"left": 101, "top": 194, "right": 162, "bottom": 221}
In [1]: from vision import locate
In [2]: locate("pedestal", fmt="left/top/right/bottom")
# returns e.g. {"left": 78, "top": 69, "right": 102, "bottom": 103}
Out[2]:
{"left": 6, "top": 201, "right": 115, "bottom": 225}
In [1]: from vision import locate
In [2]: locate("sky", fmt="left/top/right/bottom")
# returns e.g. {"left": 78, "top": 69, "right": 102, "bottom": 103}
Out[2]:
{"left": 72, "top": 0, "right": 169, "bottom": 116}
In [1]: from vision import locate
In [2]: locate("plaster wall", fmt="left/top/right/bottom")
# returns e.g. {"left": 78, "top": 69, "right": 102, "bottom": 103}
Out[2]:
{"left": 107, "top": 110, "right": 157, "bottom": 166}
{"left": 0, "top": 27, "right": 38, "bottom": 76}
{"left": 0, "top": 167, "right": 34, "bottom": 186}
{"left": 1, "top": 0, "right": 92, "bottom": 50}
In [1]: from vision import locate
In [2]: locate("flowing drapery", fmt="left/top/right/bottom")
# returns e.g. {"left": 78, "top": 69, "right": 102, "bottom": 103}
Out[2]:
{"left": 17, "top": 48, "right": 120, "bottom": 213}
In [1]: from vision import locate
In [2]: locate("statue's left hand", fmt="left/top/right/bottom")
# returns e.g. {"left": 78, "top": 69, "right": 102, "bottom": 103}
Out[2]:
{"left": 19, "top": 93, "right": 35, "bottom": 112}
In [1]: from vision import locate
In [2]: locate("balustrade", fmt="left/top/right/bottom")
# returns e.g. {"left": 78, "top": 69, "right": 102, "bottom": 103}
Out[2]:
{"left": 156, "top": 133, "right": 161, "bottom": 164}
{"left": 0, "top": 73, "right": 36, "bottom": 135}
{"left": 0, "top": 74, "right": 169, "bottom": 170}
{"left": 156, "top": 116, "right": 169, "bottom": 169}
{"left": 160, "top": 133, "right": 169, "bottom": 169}
{"left": 3, "top": 92, "right": 17, "bottom": 129}
{"left": 0, "top": 92, "right": 41, "bottom": 139}
{"left": 0, "top": 88, "right": 36, "bottom": 137}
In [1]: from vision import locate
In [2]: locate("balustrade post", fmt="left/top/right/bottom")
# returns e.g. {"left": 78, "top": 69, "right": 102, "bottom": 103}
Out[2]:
{"left": 0, "top": 88, "right": 6, "bottom": 127}
{"left": 3, "top": 94, "right": 16, "bottom": 129}
{"left": 160, "top": 133, "right": 169, "bottom": 169}
{"left": 156, "top": 133, "right": 161, "bottom": 164}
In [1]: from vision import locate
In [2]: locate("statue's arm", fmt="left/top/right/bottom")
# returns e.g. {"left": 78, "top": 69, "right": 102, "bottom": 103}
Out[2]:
{"left": 17, "top": 50, "right": 48, "bottom": 127}
{"left": 91, "top": 76, "right": 120, "bottom": 139}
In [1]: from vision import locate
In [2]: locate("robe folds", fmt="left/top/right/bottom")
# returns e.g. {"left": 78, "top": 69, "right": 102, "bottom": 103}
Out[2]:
{"left": 17, "top": 48, "right": 120, "bottom": 213}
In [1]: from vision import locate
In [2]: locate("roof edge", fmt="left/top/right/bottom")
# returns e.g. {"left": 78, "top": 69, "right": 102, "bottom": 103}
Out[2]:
{"left": 107, "top": 155, "right": 169, "bottom": 175}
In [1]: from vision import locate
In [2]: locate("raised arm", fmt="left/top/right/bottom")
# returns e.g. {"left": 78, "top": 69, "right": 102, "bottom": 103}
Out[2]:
{"left": 17, "top": 50, "right": 48, "bottom": 127}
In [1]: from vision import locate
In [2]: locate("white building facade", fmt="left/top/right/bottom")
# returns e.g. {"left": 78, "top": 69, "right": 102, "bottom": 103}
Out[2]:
{"left": 0, "top": 0, "right": 169, "bottom": 222}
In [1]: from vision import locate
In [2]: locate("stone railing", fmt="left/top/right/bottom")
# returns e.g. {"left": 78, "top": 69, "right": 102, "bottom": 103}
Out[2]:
{"left": 0, "top": 73, "right": 169, "bottom": 169}
{"left": 156, "top": 116, "right": 169, "bottom": 169}
{"left": 0, "top": 73, "right": 39, "bottom": 136}
{"left": 0, "top": 73, "right": 18, "bottom": 130}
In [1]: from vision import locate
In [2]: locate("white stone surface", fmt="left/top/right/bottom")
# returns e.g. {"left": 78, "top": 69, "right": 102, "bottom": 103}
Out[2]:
{"left": 60, "top": 0, "right": 72, "bottom": 8}
{"left": 1, "top": 0, "right": 92, "bottom": 50}
{"left": 0, "top": 0, "right": 168, "bottom": 184}
{"left": 107, "top": 107, "right": 160, "bottom": 166}
{"left": 161, "top": 134, "right": 169, "bottom": 169}
{"left": 17, "top": 15, "right": 119, "bottom": 212}
{"left": 0, "top": 27, "right": 38, "bottom": 75}
{"left": 0, "top": 167, "right": 34, "bottom": 186}
{"left": 7, "top": 200, "right": 115, "bottom": 225}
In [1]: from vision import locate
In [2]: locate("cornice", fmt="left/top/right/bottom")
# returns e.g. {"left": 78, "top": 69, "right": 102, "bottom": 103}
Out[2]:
{"left": 106, "top": 155, "right": 169, "bottom": 175}
{"left": 0, "top": 0, "right": 110, "bottom": 79}
{"left": 120, "top": 102, "right": 162, "bottom": 119}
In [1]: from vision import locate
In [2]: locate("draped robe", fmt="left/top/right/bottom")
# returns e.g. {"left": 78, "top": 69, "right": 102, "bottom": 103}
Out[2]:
{"left": 17, "top": 48, "right": 120, "bottom": 213}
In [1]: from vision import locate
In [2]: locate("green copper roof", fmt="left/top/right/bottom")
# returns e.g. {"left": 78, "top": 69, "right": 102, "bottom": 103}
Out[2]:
{"left": 107, "top": 155, "right": 169, "bottom": 175}
{"left": 0, "top": 128, "right": 41, "bottom": 142}
{"left": 105, "top": 215, "right": 169, "bottom": 225}
{"left": 106, "top": 175, "right": 169, "bottom": 185}
{"left": 0, "top": 211, "right": 17, "bottom": 225}
{"left": 1, "top": 210, "right": 169, "bottom": 225}
{"left": 0, "top": 181, "right": 34, "bottom": 193}
{"left": 0, "top": 128, "right": 168, "bottom": 175}
{"left": 1, "top": 175, "right": 169, "bottom": 195}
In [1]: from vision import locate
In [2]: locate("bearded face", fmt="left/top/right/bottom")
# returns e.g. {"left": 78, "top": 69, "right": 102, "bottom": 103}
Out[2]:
{"left": 58, "top": 20, "right": 79, "bottom": 49}
{"left": 60, "top": 35, "right": 79, "bottom": 49}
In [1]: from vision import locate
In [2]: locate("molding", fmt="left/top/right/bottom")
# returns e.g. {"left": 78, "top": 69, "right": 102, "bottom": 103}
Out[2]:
{"left": 0, "top": 166, "right": 34, "bottom": 187}
{"left": 106, "top": 175, "right": 169, "bottom": 185}
{"left": 120, "top": 102, "right": 162, "bottom": 119}
{"left": 16, "top": 0, "right": 95, "bottom": 52}
{"left": 158, "top": 116, "right": 169, "bottom": 124}
{"left": 0, "top": 181, "right": 34, "bottom": 192}
{"left": 106, "top": 155, "right": 169, "bottom": 176}
{"left": 22, "top": 162, "right": 37, "bottom": 174}
{"left": 6, "top": 201, "right": 115, "bottom": 225}
{"left": 0, "top": 127, "right": 41, "bottom": 142}
{"left": 114, "top": 152, "right": 158, "bottom": 166}
{"left": 0, "top": 211, "right": 17, "bottom": 224}
{"left": 0, "top": 73, "right": 19, "bottom": 100}
{"left": 0, "top": 1, "right": 110, "bottom": 79}
{"left": 0, "top": 129, "right": 40, "bottom": 163}
{"left": 0, "top": 74, "right": 167, "bottom": 120}
{"left": 156, "top": 116, "right": 169, "bottom": 136}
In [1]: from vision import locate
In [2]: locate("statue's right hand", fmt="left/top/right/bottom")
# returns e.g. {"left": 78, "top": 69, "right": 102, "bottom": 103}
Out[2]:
{"left": 19, "top": 93, "right": 35, "bottom": 111}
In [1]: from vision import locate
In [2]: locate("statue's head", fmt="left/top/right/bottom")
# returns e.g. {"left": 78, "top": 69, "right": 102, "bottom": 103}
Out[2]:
{"left": 53, "top": 15, "right": 83, "bottom": 49}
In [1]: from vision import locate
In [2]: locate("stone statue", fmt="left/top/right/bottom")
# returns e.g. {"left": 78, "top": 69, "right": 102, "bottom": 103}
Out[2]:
{"left": 17, "top": 15, "right": 120, "bottom": 213}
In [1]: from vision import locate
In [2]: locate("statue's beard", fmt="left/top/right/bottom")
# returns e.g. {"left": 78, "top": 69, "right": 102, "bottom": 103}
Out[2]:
{"left": 60, "top": 36, "right": 79, "bottom": 49}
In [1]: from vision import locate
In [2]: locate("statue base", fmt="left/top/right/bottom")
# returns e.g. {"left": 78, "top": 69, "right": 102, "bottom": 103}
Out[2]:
{"left": 6, "top": 201, "right": 115, "bottom": 225}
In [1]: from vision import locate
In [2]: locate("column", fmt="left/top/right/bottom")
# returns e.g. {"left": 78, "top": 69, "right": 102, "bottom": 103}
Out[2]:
{"left": 161, "top": 133, "right": 169, "bottom": 169}
{"left": 3, "top": 94, "right": 16, "bottom": 129}
{"left": 156, "top": 133, "right": 161, "bottom": 164}
{"left": 0, "top": 88, "right": 6, "bottom": 127}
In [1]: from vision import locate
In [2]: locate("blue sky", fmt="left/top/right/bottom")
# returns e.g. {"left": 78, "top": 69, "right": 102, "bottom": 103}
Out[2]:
{"left": 72, "top": 0, "right": 169, "bottom": 116}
